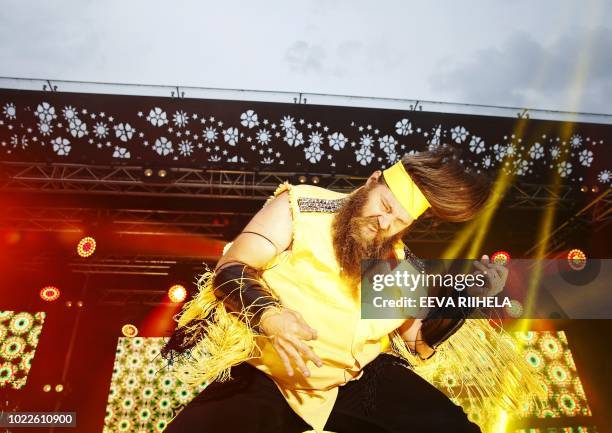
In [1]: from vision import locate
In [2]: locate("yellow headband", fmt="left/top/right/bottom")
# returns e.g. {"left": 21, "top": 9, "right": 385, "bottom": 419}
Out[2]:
{"left": 382, "top": 161, "right": 431, "bottom": 220}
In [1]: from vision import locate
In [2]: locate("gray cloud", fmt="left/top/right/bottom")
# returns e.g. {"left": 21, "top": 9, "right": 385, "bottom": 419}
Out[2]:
{"left": 284, "top": 41, "right": 327, "bottom": 73}
{"left": 430, "top": 27, "right": 612, "bottom": 114}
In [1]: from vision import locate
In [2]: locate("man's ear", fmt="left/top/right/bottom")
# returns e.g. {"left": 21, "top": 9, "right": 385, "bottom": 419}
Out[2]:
{"left": 366, "top": 170, "right": 383, "bottom": 187}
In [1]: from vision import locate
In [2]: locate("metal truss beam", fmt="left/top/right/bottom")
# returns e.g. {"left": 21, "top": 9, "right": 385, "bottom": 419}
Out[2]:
{"left": 1, "top": 162, "right": 578, "bottom": 210}
{"left": 524, "top": 188, "right": 611, "bottom": 256}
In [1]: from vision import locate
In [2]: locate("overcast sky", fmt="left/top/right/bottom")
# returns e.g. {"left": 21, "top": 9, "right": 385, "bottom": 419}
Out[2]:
{"left": 1, "top": 0, "right": 611, "bottom": 114}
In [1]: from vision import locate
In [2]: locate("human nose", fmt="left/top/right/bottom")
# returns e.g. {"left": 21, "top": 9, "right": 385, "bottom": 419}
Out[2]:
{"left": 377, "top": 215, "right": 390, "bottom": 231}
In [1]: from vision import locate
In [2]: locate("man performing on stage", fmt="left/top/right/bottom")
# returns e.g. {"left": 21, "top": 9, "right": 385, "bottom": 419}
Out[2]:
{"left": 161, "top": 150, "right": 540, "bottom": 433}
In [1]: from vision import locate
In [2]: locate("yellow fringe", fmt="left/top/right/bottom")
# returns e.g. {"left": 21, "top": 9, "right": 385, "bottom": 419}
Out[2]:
{"left": 390, "top": 316, "right": 547, "bottom": 418}
{"left": 171, "top": 270, "right": 260, "bottom": 387}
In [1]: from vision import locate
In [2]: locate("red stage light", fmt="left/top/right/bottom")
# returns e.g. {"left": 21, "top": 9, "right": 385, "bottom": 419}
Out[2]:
{"left": 40, "top": 286, "right": 60, "bottom": 302}
{"left": 77, "top": 236, "right": 96, "bottom": 258}
{"left": 122, "top": 324, "right": 138, "bottom": 337}
{"left": 567, "top": 249, "right": 586, "bottom": 271}
{"left": 168, "top": 284, "right": 187, "bottom": 303}
{"left": 491, "top": 251, "right": 510, "bottom": 266}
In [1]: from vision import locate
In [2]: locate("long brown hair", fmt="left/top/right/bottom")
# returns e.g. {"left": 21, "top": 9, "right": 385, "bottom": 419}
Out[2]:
{"left": 399, "top": 149, "right": 490, "bottom": 222}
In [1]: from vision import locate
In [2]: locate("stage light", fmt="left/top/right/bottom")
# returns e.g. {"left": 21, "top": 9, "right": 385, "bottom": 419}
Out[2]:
{"left": 311, "top": 176, "right": 320, "bottom": 184}
{"left": 43, "top": 384, "right": 51, "bottom": 392}
{"left": 55, "top": 384, "right": 64, "bottom": 392}
{"left": 591, "top": 186, "right": 599, "bottom": 193}
{"left": 40, "top": 286, "right": 60, "bottom": 302}
{"left": 76, "top": 301, "right": 84, "bottom": 308}
{"left": 168, "top": 284, "right": 187, "bottom": 303}
{"left": 122, "top": 324, "right": 138, "bottom": 337}
{"left": 505, "top": 299, "right": 524, "bottom": 318}
{"left": 66, "top": 301, "right": 72, "bottom": 308}
{"left": 144, "top": 168, "right": 153, "bottom": 177}
{"left": 298, "top": 175, "right": 307, "bottom": 183}
{"left": 567, "top": 249, "right": 586, "bottom": 271}
{"left": 77, "top": 236, "right": 96, "bottom": 258}
{"left": 158, "top": 169, "right": 167, "bottom": 178}
{"left": 491, "top": 251, "right": 510, "bottom": 266}
{"left": 580, "top": 185, "right": 588, "bottom": 193}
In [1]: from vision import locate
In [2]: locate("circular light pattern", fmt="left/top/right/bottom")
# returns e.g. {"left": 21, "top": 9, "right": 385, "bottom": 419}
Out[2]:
{"left": 40, "top": 286, "right": 60, "bottom": 302}
{"left": 43, "top": 384, "right": 51, "bottom": 392}
{"left": 77, "top": 236, "right": 97, "bottom": 258}
{"left": 567, "top": 249, "right": 587, "bottom": 271}
{"left": 557, "top": 392, "right": 580, "bottom": 416}
{"left": 491, "top": 250, "right": 510, "bottom": 266}
{"left": 524, "top": 349, "right": 544, "bottom": 371}
{"left": 1, "top": 336, "right": 26, "bottom": 361}
{"left": 0, "top": 363, "right": 14, "bottom": 386}
{"left": 548, "top": 362, "right": 571, "bottom": 386}
{"left": 505, "top": 299, "right": 524, "bottom": 318}
{"left": 516, "top": 331, "right": 538, "bottom": 344}
{"left": 121, "top": 324, "right": 138, "bottom": 338}
{"left": 539, "top": 335, "right": 562, "bottom": 359}
{"left": 9, "top": 312, "right": 33, "bottom": 335}
{"left": 55, "top": 384, "right": 64, "bottom": 392}
{"left": 168, "top": 284, "right": 187, "bottom": 303}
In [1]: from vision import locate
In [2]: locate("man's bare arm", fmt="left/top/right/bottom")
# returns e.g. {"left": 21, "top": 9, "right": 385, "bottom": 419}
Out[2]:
{"left": 213, "top": 191, "right": 322, "bottom": 377}
{"left": 216, "top": 191, "right": 293, "bottom": 271}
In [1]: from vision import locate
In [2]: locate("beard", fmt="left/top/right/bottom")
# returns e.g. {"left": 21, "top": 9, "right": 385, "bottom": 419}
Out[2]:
{"left": 332, "top": 183, "right": 406, "bottom": 282}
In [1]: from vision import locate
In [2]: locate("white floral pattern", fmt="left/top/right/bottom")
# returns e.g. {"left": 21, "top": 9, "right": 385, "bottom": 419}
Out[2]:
{"left": 309, "top": 131, "right": 323, "bottom": 147}
{"left": 37, "top": 121, "right": 53, "bottom": 136}
{"left": 94, "top": 122, "right": 109, "bottom": 139}
{"left": 51, "top": 137, "right": 71, "bottom": 156}
{"left": 304, "top": 144, "right": 324, "bottom": 163}
{"left": 1, "top": 98, "right": 608, "bottom": 185}
{"left": 114, "top": 123, "right": 135, "bottom": 142}
{"left": 355, "top": 145, "right": 374, "bottom": 166}
{"left": 112, "top": 146, "right": 131, "bottom": 159}
{"left": 280, "top": 116, "right": 295, "bottom": 131}
{"left": 451, "top": 126, "right": 468, "bottom": 143}
{"left": 203, "top": 127, "right": 218, "bottom": 143}
{"left": 172, "top": 111, "right": 189, "bottom": 128}
{"left": 529, "top": 143, "right": 544, "bottom": 160}
{"left": 69, "top": 118, "right": 88, "bottom": 138}
{"left": 153, "top": 137, "right": 173, "bottom": 156}
{"left": 550, "top": 146, "right": 561, "bottom": 160}
{"left": 147, "top": 108, "right": 168, "bottom": 127}
{"left": 223, "top": 127, "right": 239, "bottom": 146}
{"left": 558, "top": 161, "right": 572, "bottom": 178}
{"left": 359, "top": 134, "right": 374, "bottom": 148}
{"left": 284, "top": 129, "right": 304, "bottom": 147}
{"left": 570, "top": 134, "right": 583, "bottom": 149}
{"left": 178, "top": 140, "right": 194, "bottom": 156}
{"left": 35, "top": 102, "right": 56, "bottom": 123}
{"left": 395, "top": 119, "right": 412, "bottom": 136}
{"left": 3, "top": 102, "right": 16, "bottom": 120}
{"left": 379, "top": 135, "right": 397, "bottom": 154}
{"left": 328, "top": 132, "right": 347, "bottom": 150}
{"left": 468, "top": 136, "right": 485, "bottom": 154}
{"left": 240, "top": 110, "right": 258, "bottom": 128}
{"left": 62, "top": 106, "right": 78, "bottom": 120}
{"left": 578, "top": 149, "right": 593, "bottom": 167}
{"left": 256, "top": 129, "right": 271, "bottom": 146}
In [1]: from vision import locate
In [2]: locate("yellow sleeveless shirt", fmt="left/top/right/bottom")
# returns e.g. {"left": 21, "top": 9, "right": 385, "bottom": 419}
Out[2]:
{"left": 247, "top": 182, "right": 407, "bottom": 432}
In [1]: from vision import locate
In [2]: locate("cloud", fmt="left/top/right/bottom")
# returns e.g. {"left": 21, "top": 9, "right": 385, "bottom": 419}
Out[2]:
{"left": 284, "top": 41, "right": 327, "bottom": 73}
{"left": 430, "top": 27, "right": 612, "bottom": 114}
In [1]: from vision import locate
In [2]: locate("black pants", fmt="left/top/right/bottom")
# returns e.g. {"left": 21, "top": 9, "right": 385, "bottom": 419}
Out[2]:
{"left": 163, "top": 353, "right": 481, "bottom": 433}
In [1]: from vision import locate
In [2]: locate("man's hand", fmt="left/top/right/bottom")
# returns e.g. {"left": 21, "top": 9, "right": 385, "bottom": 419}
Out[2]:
{"left": 470, "top": 254, "right": 508, "bottom": 297}
{"left": 260, "top": 307, "right": 324, "bottom": 377}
